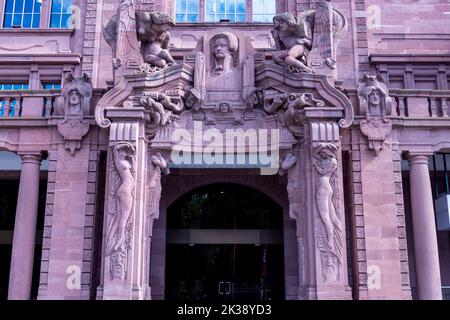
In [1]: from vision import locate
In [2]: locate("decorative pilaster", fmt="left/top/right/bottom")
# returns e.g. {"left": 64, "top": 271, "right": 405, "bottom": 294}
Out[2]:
{"left": 100, "top": 107, "right": 148, "bottom": 300}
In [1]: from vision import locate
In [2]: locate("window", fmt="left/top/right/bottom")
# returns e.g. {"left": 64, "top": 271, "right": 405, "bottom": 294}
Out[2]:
{"left": 175, "top": 0, "right": 199, "bottom": 23}
{"left": 3, "top": 0, "right": 42, "bottom": 28}
{"left": 49, "top": 0, "right": 72, "bottom": 28}
{"left": 252, "top": 0, "right": 275, "bottom": 23}
{"left": 205, "top": 0, "right": 245, "bottom": 22}
{"left": 42, "top": 83, "right": 61, "bottom": 89}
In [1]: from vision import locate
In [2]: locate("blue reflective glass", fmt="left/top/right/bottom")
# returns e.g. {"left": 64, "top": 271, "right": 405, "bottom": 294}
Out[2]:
{"left": 12, "top": 14, "right": 22, "bottom": 26}
{"left": 175, "top": 14, "right": 185, "bottom": 22}
{"left": 253, "top": 1, "right": 263, "bottom": 15}
{"left": 50, "top": 14, "right": 61, "bottom": 27}
{"left": 187, "top": 0, "right": 198, "bottom": 14}
{"left": 216, "top": 14, "right": 225, "bottom": 21}
{"left": 62, "top": 0, "right": 72, "bottom": 13}
{"left": 61, "top": 13, "right": 71, "bottom": 27}
{"left": 5, "top": 0, "right": 14, "bottom": 13}
{"left": 176, "top": 0, "right": 183, "bottom": 13}
{"left": 24, "top": 0, "right": 34, "bottom": 13}
{"left": 22, "top": 13, "right": 32, "bottom": 27}
{"left": 206, "top": 0, "right": 214, "bottom": 14}
{"left": 32, "top": 13, "right": 40, "bottom": 27}
{"left": 227, "top": 0, "right": 235, "bottom": 14}
{"left": 51, "top": 0, "right": 62, "bottom": 13}
{"left": 14, "top": 0, "right": 24, "bottom": 13}
{"left": 34, "top": 0, "right": 41, "bottom": 12}
{"left": 187, "top": 14, "right": 198, "bottom": 22}
{"left": 236, "top": 0, "right": 245, "bottom": 14}
{"left": 218, "top": 0, "right": 225, "bottom": 13}
{"left": 235, "top": 13, "right": 245, "bottom": 22}
{"left": 3, "top": 14, "right": 12, "bottom": 28}
{"left": 3, "top": 84, "right": 13, "bottom": 90}
{"left": 205, "top": 14, "right": 215, "bottom": 22}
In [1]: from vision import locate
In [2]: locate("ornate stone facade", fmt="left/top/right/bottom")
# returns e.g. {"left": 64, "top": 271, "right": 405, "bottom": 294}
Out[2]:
{"left": 0, "top": 0, "right": 449, "bottom": 301}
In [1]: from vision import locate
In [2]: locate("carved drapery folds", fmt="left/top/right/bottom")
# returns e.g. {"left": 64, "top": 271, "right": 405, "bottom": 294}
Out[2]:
{"left": 55, "top": 72, "right": 93, "bottom": 155}
{"left": 271, "top": 0, "right": 347, "bottom": 75}
{"left": 358, "top": 74, "right": 393, "bottom": 155}
{"left": 106, "top": 142, "right": 136, "bottom": 280}
{"left": 312, "top": 142, "right": 343, "bottom": 283}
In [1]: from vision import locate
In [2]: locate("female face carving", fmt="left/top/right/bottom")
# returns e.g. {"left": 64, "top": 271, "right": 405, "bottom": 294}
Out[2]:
{"left": 69, "top": 90, "right": 81, "bottom": 105}
{"left": 214, "top": 37, "right": 230, "bottom": 58}
{"left": 369, "top": 90, "right": 381, "bottom": 105}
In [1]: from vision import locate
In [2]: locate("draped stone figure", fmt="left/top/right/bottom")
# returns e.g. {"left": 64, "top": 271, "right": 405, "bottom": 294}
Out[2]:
{"left": 106, "top": 142, "right": 136, "bottom": 280}
{"left": 313, "top": 143, "right": 343, "bottom": 282}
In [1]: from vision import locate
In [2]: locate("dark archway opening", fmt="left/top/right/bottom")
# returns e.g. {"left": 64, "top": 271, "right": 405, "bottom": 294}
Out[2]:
{"left": 165, "top": 183, "right": 285, "bottom": 301}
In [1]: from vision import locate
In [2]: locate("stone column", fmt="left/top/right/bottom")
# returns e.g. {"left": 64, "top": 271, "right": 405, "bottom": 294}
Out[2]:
{"left": 408, "top": 153, "right": 442, "bottom": 300}
{"left": 8, "top": 153, "right": 42, "bottom": 300}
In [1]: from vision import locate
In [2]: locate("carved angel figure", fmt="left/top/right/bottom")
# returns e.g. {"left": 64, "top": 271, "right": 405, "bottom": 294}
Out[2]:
{"left": 272, "top": 12, "right": 314, "bottom": 73}
{"left": 271, "top": 8, "right": 347, "bottom": 73}
{"left": 357, "top": 74, "right": 392, "bottom": 122}
{"left": 313, "top": 143, "right": 342, "bottom": 255}
{"left": 136, "top": 11, "right": 176, "bottom": 68}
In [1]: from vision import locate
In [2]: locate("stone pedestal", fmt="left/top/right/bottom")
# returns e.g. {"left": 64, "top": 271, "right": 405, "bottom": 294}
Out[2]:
{"left": 8, "top": 153, "right": 42, "bottom": 300}
{"left": 408, "top": 153, "right": 442, "bottom": 300}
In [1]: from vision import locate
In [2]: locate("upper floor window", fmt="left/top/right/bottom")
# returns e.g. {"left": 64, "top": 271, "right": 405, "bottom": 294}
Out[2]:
{"left": 252, "top": 0, "right": 276, "bottom": 23}
{"left": 205, "top": 0, "right": 245, "bottom": 23}
{"left": 3, "top": 0, "right": 42, "bottom": 28}
{"left": 175, "top": 0, "right": 199, "bottom": 23}
{"left": 49, "top": 0, "right": 72, "bottom": 28}
{"left": 175, "top": 0, "right": 275, "bottom": 23}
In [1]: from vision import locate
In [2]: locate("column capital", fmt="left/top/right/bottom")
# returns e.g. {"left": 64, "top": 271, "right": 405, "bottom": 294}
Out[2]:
{"left": 406, "top": 151, "right": 433, "bottom": 165}
{"left": 18, "top": 152, "right": 42, "bottom": 165}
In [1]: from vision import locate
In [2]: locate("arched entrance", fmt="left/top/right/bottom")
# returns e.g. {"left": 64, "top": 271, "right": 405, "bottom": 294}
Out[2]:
{"left": 165, "top": 183, "right": 285, "bottom": 301}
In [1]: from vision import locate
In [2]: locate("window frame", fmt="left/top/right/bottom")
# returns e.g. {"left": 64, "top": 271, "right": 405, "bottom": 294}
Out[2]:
{"left": 0, "top": 0, "right": 75, "bottom": 29}
{"left": 174, "top": 0, "right": 278, "bottom": 24}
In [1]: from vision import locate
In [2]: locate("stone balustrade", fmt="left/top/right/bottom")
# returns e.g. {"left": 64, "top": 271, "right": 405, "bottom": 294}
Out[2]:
{"left": 390, "top": 89, "right": 450, "bottom": 118}
{"left": 0, "top": 90, "right": 60, "bottom": 118}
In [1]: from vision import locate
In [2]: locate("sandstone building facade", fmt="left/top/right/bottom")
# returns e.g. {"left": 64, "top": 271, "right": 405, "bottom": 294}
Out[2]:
{"left": 0, "top": 0, "right": 449, "bottom": 300}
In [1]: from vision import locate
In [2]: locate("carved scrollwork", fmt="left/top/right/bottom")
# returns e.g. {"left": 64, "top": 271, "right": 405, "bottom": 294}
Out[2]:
{"left": 312, "top": 142, "right": 343, "bottom": 282}
{"left": 106, "top": 142, "right": 136, "bottom": 280}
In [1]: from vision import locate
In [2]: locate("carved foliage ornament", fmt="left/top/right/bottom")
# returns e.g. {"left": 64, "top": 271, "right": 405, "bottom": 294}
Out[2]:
{"left": 357, "top": 73, "right": 393, "bottom": 155}
{"left": 312, "top": 142, "right": 343, "bottom": 282}
{"left": 106, "top": 142, "right": 136, "bottom": 280}
{"left": 55, "top": 72, "right": 93, "bottom": 155}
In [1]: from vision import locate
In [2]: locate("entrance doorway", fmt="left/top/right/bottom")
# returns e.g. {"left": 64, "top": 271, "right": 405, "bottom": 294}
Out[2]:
{"left": 165, "top": 184, "right": 285, "bottom": 301}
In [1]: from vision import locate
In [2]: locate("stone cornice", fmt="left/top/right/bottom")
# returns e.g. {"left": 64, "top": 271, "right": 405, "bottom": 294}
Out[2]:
{"left": 369, "top": 53, "right": 450, "bottom": 64}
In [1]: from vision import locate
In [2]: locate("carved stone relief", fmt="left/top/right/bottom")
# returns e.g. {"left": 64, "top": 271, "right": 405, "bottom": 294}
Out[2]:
{"left": 312, "top": 142, "right": 343, "bottom": 282}
{"left": 106, "top": 142, "right": 136, "bottom": 280}
{"left": 271, "top": 1, "right": 347, "bottom": 74}
{"left": 55, "top": 72, "right": 93, "bottom": 155}
{"left": 358, "top": 74, "right": 393, "bottom": 155}
{"left": 103, "top": 1, "right": 176, "bottom": 74}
